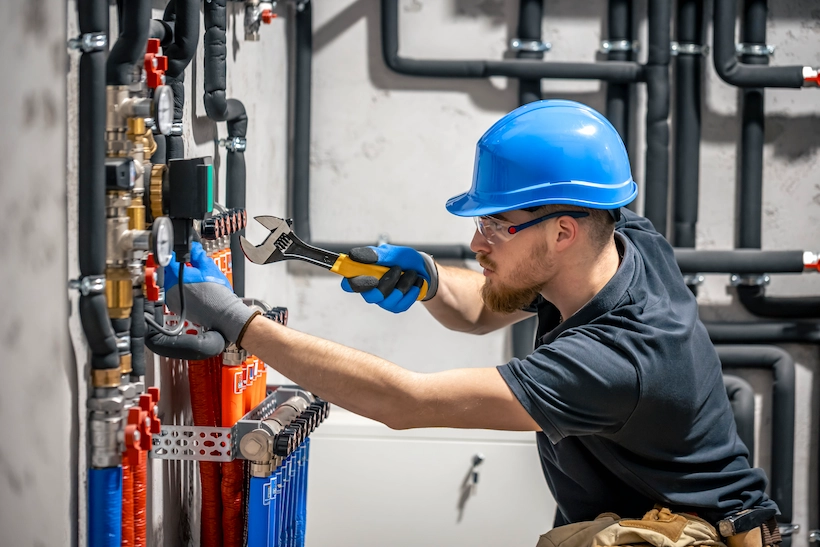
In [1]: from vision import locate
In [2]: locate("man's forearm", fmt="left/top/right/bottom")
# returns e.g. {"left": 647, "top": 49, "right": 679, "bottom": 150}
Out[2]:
{"left": 241, "top": 315, "right": 420, "bottom": 428}
{"left": 423, "top": 264, "right": 531, "bottom": 334}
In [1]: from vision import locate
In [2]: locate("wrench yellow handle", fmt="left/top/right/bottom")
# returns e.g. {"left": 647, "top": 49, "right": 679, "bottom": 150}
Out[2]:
{"left": 329, "top": 254, "right": 429, "bottom": 301}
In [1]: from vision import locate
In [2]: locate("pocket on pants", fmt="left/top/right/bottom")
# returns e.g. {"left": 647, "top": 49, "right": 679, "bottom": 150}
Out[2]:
{"left": 536, "top": 507, "right": 726, "bottom": 547}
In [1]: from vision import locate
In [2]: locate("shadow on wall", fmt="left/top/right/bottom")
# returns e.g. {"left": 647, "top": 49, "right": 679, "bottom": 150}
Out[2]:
{"left": 312, "top": 0, "right": 609, "bottom": 113}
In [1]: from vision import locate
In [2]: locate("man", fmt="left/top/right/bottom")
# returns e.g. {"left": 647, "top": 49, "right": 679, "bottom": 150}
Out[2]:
{"left": 166, "top": 101, "right": 778, "bottom": 545}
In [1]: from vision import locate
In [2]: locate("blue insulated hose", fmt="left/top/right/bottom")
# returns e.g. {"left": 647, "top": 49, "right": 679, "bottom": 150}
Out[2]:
{"left": 89, "top": 467, "right": 123, "bottom": 547}
{"left": 248, "top": 476, "right": 271, "bottom": 547}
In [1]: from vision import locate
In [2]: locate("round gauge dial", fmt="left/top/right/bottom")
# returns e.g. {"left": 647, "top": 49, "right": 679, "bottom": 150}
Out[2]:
{"left": 152, "top": 217, "right": 174, "bottom": 267}
{"left": 154, "top": 85, "right": 174, "bottom": 136}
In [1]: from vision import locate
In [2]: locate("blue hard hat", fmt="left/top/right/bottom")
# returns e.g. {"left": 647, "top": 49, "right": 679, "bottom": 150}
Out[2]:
{"left": 446, "top": 100, "right": 638, "bottom": 217}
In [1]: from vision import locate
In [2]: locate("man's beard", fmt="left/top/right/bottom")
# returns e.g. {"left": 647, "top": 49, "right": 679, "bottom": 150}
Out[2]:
{"left": 477, "top": 252, "right": 545, "bottom": 314}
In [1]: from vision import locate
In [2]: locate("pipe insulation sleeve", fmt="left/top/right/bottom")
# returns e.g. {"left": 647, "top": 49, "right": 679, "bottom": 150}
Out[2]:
{"left": 106, "top": 0, "right": 152, "bottom": 85}
{"left": 292, "top": 0, "right": 313, "bottom": 241}
{"left": 706, "top": 321, "right": 820, "bottom": 345}
{"left": 89, "top": 467, "right": 123, "bottom": 546}
{"left": 715, "top": 345, "right": 795, "bottom": 521}
{"left": 130, "top": 290, "right": 146, "bottom": 377}
{"left": 380, "top": 0, "right": 643, "bottom": 83}
{"left": 736, "top": 285, "right": 820, "bottom": 319}
{"left": 722, "top": 374, "right": 756, "bottom": 464}
{"left": 203, "top": 0, "right": 230, "bottom": 121}
{"left": 145, "top": 328, "right": 226, "bottom": 360}
{"left": 163, "top": 0, "right": 199, "bottom": 80}
{"left": 713, "top": 0, "right": 804, "bottom": 88}
{"left": 605, "top": 0, "right": 634, "bottom": 144}
{"left": 672, "top": 0, "right": 704, "bottom": 248}
{"left": 226, "top": 99, "right": 248, "bottom": 297}
{"left": 674, "top": 249, "right": 806, "bottom": 274}
{"left": 642, "top": 0, "right": 671, "bottom": 239}
{"left": 515, "top": 0, "right": 544, "bottom": 105}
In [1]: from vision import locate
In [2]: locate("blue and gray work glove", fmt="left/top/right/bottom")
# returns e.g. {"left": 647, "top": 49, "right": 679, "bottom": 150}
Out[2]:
{"left": 341, "top": 244, "right": 438, "bottom": 313}
{"left": 165, "top": 242, "right": 255, "bottom": 344}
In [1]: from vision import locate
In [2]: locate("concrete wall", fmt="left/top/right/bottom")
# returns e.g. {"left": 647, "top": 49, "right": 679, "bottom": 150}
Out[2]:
{"left": 2, "top": 0, "right": 818, "bottom": 544}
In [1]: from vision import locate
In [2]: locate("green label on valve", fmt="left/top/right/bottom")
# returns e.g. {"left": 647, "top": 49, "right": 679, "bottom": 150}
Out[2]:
{"left": 206, "top": 164, "right": 214, "bottom": 213}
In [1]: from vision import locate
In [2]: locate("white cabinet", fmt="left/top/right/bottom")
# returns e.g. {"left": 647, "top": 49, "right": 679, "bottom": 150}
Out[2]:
{"left": 305, "top": 408, "right": 557, "bottom": 547}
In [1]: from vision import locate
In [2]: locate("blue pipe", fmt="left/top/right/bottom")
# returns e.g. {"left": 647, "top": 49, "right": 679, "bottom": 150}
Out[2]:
{"left": 89, "top": 467, "right": 123, "bottom": 546}
{"left": 269, "top": 470, "right": 282, "bottom": 547}
{"left": 248, "top": 476, "right": 270, "bottom": 546}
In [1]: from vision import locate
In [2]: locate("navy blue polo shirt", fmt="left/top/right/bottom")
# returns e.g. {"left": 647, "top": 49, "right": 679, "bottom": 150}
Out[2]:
{"left": 497, "top": 209, "right": 777, "bottom": 527}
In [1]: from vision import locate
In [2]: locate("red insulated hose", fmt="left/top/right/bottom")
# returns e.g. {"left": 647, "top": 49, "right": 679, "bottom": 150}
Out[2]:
{"left": 122, "top": 458, "right": 134, "bottom": 546}
{"left": 134, "top": 450, "right": 148, "bottom": 547}
{"left": 189, "top": 357, "right": 223, "bottom": 547}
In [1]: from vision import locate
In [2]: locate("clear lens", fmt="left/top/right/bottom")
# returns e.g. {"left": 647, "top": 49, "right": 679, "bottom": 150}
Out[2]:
{"left": 474, "top": 216, "right": 513, "bottom": 244}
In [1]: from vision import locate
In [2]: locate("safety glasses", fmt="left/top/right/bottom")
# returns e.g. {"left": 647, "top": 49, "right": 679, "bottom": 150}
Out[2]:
{"left": 474, "top": 210, "right": 590, "bottom": 244}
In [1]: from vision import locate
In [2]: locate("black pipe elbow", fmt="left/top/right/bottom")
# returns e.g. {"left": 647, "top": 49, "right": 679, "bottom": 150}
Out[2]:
{"left": 145, "top": 328, "right": 227, "bottom": 360}
{"left": 736, "top": 285, "right": 820, "bottom": 319}
{"left": 713, "top": 0, "right": 804, "bottom": 88}
{"left": 722, "top": 374, "right": 756, "bottom": 463}
{"left": 163, "top": 0, "right": 199, "bottom": 80}
{"left": 80, "top": 295, "right": 121, "bottom": 370}
{"left": 715, "top": 345, "right": 795, "bottom": 521}
{"left": 203, "top": 0, "right": 229, "bottom": 121}
{"left": 107, "top": 0, "right": 153, "bottom": 85}
{"left": 150, "top": 19, "right": 173, "bottom": 46}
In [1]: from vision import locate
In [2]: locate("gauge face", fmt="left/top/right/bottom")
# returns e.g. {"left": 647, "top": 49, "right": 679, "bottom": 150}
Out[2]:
{"left": 153, "top": 217, "right": 174, "bottom": 267}
{"left": 154, "top": 86, "right": 174, "bottom": 136}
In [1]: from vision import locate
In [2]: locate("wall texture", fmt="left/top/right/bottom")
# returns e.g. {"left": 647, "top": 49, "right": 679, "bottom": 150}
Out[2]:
{"left": 3, "top": 0, "right": 817, "bottom": 544}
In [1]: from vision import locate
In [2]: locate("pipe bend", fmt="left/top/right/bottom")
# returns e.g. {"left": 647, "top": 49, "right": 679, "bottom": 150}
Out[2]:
{"left": 145, "top": 328, "right": 226, "bottom": 360}
{"left": 107, "top": 0, "right": 153, "bottom": 85}
{"left": 737, "top": 285, "right": 820, "bottom": 319}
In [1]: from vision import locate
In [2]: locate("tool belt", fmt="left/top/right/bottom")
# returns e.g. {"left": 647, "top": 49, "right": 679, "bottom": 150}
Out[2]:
{"left": 536, "top": 506, "right": 782, "bottom": 547}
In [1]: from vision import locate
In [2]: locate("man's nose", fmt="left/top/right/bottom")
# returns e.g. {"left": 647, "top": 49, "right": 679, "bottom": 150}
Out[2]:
{"left": 470, "top": 229, "right": 491, "bottom": 254}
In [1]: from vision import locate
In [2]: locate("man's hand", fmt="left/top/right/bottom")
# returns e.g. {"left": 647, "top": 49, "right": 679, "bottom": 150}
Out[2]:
{"left": 341, "top": 244, "right": 439, "bottom": 313}
{"left": 164, "top": 242, "right": 255, "bottom": 343}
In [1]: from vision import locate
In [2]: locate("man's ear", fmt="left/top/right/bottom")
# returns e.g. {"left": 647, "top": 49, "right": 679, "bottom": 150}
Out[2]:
{"left": 553, "top": 216, "right": 580, "bottom": 251}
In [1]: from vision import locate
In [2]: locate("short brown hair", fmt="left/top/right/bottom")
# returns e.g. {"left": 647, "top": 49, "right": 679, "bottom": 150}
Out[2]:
{"left": 524, "top": 204, "right": 615, "bottom": 251}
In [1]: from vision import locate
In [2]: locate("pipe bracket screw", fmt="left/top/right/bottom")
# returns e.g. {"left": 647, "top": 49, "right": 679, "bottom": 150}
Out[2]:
{"left": 219, "top": 137, "right": 248, "bottom": 153}
{"left": 169, "top": 122, "right": 184, "bottom": 136}
{"left": 510, "top": 39, "right": 551, "bottom": 53}
{"left": 808, "top": 530, "right": 820, "bottom": 543}
{"left": 735, "top": 43, "right": 775, "bottom": 57}
{"left": 600, "top": 40, "right": 639, "bottom": 54}
{"left": 671, "top": 42, "right": 710, "bottom": 56}
{"left": 68, "top": 32, "right": 108, "bottom": 52}
{"left": 730, "top": 274, "right": 770, "bottom": 287}
{"left": 682, "top": 274, "right": 705, "bottom": 286}
{"left": 69, "top": 275, "right": 107, "bottom": 296}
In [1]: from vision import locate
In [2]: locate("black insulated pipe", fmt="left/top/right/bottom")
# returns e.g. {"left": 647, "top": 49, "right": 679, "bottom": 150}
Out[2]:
{"left": 144, "top": 303, "right": 226, "bottom": 359}
{"left": 641, "top": 0, "right": 671, "bottom": 238}
{"left": 715, "top": 345, "right": 795, "bottom": 522}
{"left": 380, "top": 0, "right": 644, "bottom": 83}
{"left": 713, "top": 0, "right": 806, "bottom": 88}
{"left": 226, "top": 100, "right": 248, "bottom": 297}
{"left": 723, "top": 374, "right": 756, "bottom": 464}
{"left": 605, "top": 0, "right": 634, "bottom": 144}
{"left": 163, "top": 0, "right": 199, "bottom": 161}
{"left": 130, "top": 290, "right": 146, "bottom": 378}
{"left": 203, "top": 0, "right": 248, "bottom": 295}
{"left": 79, "top": 0, "right": 120, "bottom": 372}
{"left": 706, "top": 321, "right": 820, "bottom": 345}
{"left": 674, "top": 249, "right": 807, "bottom": 274}
{"left": 290, "top": 1, "right": 473, "bottom": 258}
{"left": 672, "top": 0, "right": 704, "bottom": 248}
{"left": 736, "top": 286, "right": 820, "bottom": 319}
{"left": 515, "top": 0, "right": 545, "bottom": 105}
{"left": 106, "top": 0, "right": 152, "bottom": 85}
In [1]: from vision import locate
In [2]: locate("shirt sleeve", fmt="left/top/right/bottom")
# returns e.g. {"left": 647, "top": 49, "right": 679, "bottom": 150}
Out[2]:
{"left": 498, "top": 328, "right": 640, "bottom": 444}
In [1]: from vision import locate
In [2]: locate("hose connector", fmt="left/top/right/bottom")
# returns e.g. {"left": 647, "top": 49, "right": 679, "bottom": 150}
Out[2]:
{"left": 802, "top": 67, "right": 819, "bottom": 87}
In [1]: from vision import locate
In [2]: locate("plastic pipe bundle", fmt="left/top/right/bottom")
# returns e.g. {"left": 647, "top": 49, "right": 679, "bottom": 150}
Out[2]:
{"left": 89, "top": 467, "right": 123, "bottom": 545}
{"left": 246, "top": 439, "right": 311, "bottom": 547}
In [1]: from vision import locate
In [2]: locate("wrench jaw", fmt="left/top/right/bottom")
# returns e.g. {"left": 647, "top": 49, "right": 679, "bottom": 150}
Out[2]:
{"left": 239, "top": 234, "right": 286, "bottom": 265}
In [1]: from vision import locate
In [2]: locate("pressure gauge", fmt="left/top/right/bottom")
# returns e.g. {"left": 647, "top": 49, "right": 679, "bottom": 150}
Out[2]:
{"left": 154, "top": 86, "right": 174, "bottom": 136}
{"left": 152, "top": 217, "right": 174, "bottom": 267}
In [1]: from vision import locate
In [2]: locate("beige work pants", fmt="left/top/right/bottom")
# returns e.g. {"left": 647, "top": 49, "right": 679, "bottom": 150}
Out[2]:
{"left": 536, "top": 507, "right": 727, "bottom": 547}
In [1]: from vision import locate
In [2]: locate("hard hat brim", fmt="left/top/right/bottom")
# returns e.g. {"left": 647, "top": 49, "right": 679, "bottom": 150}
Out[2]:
{"left": 445, "top": 179, "right": 639, "bottom": 217}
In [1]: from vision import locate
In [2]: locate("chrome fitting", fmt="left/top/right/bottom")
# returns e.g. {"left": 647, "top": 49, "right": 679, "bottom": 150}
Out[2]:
{"left": 69, "top": 275, "right": 106, "bottom": 296}
{"left": 118, "top": 382, "right": 137, "bottom": 402}
{"left": 803, "top": 67, "right": 819, "bottom": 87}
{"left": 808, "top": 529, "right": 819, "bottom": 543}
{"left": 730, "top": 274, "right": 770, "bottom": 287}
{"left": 600, "top": 40, "right": 639, "bottom": 54}
{"left": 223, "top": 344, "right": 247, "bottom": 365}
{"left": 736, "top": 43, "right": 775, "bottom": 57}
{"left": 510, "top": 38, "right": 551, "bottom": 53}
{"left": 682, "top": 274, "right": 705, "bottom": 286}
{"left": 87, "top": 394, "right": 125, "bottom": 413}
{"left": 88, "top": 393, "right": 125, "bottom": 468}
{"left": 169, "top": 122, "right": 184, "bottom": 136}
{"left": 671, "top": 42, "right": 709, "bottom": 56}
{"left": 68, "top": 32, "right": 107, "bottom": 52}
{"left": 780, "top": 524, "right": 800, "bottom": 537}
{"left": 219, "top": 136, "right": 248, "bottom": 153}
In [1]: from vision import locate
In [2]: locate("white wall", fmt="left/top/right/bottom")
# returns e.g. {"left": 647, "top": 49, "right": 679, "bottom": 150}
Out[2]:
{"left": 2, "top": 0, "right": 819, "bottom": 544}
